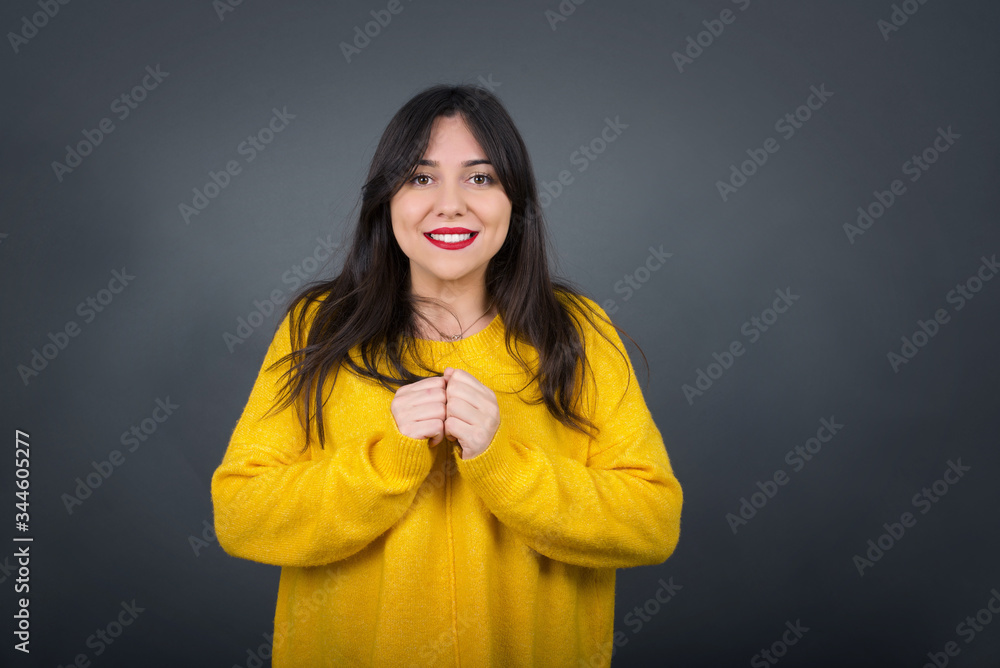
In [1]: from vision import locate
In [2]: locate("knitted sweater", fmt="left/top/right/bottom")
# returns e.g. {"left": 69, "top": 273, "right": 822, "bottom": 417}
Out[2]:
{"left": 211, "top": 293, "right": 683, "bottom": 667}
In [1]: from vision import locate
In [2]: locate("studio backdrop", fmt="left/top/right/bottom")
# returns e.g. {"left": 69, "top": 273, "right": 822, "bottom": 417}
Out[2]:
{"left": 2, "top": 0, "right": 998, "bottom": 666}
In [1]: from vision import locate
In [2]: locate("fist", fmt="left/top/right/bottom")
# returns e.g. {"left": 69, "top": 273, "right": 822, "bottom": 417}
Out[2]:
{"left": 390, "top": 375, "right": 449, "bottom": 447}
{"left": 441, "top": 367, "right": 501, "bottom": 460}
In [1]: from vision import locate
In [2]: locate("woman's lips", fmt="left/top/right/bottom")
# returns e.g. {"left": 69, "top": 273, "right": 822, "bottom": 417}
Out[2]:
{"left": 424, "top": 231, "right": 478, "bottom": 249}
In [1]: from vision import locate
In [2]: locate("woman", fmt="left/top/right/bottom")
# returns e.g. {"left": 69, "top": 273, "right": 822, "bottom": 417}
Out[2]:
{"left": 211, "top": 83, "right": 683, "bottom": 667}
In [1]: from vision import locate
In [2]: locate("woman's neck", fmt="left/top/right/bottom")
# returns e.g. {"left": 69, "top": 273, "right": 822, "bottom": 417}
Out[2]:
{"left": 412, "top": 292, "right": 496, "bottom": 341}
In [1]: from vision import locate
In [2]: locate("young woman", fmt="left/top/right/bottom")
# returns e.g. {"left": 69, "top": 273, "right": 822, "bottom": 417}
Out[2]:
{"left": 211, "top": 83, "right": 683, "bottom": 667}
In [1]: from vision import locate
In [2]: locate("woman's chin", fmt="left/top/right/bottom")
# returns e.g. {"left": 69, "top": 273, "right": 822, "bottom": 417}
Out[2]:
{"left": 416, "top": 265, "right": 482, "bottom": 286}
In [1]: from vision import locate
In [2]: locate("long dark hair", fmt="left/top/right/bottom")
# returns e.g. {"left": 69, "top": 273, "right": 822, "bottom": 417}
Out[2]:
{"left": 265, "top": 83, "right": 648, "bottom": 449}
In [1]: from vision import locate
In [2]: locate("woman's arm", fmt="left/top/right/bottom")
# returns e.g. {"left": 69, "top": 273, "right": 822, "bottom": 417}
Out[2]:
{"left": 454, "top": 301, "right": 683, "bottom": 570}
{"left": 210, "top": 307, "right": 435, "bottom": 568}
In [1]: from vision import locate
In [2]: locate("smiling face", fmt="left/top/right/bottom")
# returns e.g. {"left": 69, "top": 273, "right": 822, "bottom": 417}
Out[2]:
{"left": 390, "top": 113, "right": 511, "bottom": 299}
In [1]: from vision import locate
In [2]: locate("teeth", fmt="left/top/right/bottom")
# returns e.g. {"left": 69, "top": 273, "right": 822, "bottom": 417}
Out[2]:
{"left": 429, "top": 233, "right": 474, "bottom": 243}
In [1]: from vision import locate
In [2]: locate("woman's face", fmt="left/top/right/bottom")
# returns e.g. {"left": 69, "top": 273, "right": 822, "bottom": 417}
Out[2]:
{"left": 390, "top": 114, "right": 511, "bottom": 297}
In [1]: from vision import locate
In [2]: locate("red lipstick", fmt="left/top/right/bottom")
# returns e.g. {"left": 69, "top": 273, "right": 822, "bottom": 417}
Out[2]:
{"left": 424, "top": 228, "right": 479, "bottom": 250}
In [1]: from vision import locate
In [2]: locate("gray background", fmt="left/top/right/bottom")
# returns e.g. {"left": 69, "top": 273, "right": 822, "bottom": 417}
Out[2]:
{"left": 2, "top": 0, "right": 999, "bottom": 666}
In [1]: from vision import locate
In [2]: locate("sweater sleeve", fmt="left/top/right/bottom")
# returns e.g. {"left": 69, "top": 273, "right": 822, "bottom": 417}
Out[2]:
{"left": 210, "top": 304, "right": 435, "bottom": 568}
{"left": 454, "top": 300, "right": 683, "bottom": 569}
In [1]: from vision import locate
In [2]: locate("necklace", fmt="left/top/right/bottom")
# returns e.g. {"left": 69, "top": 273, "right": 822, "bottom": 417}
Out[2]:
{"left": 427, "top": 304, "right": 495, "bottom": 341}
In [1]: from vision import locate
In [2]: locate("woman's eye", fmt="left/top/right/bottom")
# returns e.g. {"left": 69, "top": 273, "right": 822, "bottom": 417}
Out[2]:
{"left": 409, "top": 173, "right": 494, "bottom": 186}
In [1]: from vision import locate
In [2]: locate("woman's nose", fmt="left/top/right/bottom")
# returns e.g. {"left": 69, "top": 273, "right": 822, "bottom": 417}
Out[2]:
{"left": 435, "top": 179, "right": 467, "bottom": 217}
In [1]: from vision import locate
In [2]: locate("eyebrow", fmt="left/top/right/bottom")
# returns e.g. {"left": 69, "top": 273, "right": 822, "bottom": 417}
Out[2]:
{"left": 416, "top": 159, "right": 492, "bottom": 167}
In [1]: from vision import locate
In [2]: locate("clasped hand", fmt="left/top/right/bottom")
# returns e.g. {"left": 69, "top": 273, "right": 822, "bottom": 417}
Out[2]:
{"left": 390, "top": 367, "right": 500, "bottom": 460}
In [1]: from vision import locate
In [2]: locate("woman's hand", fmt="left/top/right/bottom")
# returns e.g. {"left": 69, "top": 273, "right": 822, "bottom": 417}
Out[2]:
{"left": 442, "top": 367, "right": 500, "bottom": 460}
{"left": 390, "top": 376, "right": 448, "bottom": 446}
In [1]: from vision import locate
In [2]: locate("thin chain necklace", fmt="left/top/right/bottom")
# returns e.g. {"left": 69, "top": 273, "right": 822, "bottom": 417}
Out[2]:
{"left": 427, "top": 304, "right": 495, "bottom": 341}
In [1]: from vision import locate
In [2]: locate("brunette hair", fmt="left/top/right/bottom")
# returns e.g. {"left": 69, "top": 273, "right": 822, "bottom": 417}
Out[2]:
{"left": 265, "top": 83, "right": 648, "bottom": 449}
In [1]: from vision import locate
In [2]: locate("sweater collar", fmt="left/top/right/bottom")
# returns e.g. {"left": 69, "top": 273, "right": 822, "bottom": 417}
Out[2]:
{"left": 410, "top": 310, "right": 506, "bottom": 360}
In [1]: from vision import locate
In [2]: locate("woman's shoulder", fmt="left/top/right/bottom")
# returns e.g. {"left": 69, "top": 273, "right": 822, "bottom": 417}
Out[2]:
{"left": 554, "top": 289, "right": 619, "bottom": 345}
{"left": 552, "top": 288, "right": 639, "bottom": 413}
{"left": 274, "top": 287, "right": 332, "bottom": 351}
{"left": 552, "top": 289, "right": 636, "bottom": 382}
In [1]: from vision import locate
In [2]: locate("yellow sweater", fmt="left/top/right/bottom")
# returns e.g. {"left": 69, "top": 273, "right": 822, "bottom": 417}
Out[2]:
{"left": 211, "top": 294, "right": 683, "bottom": 667}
